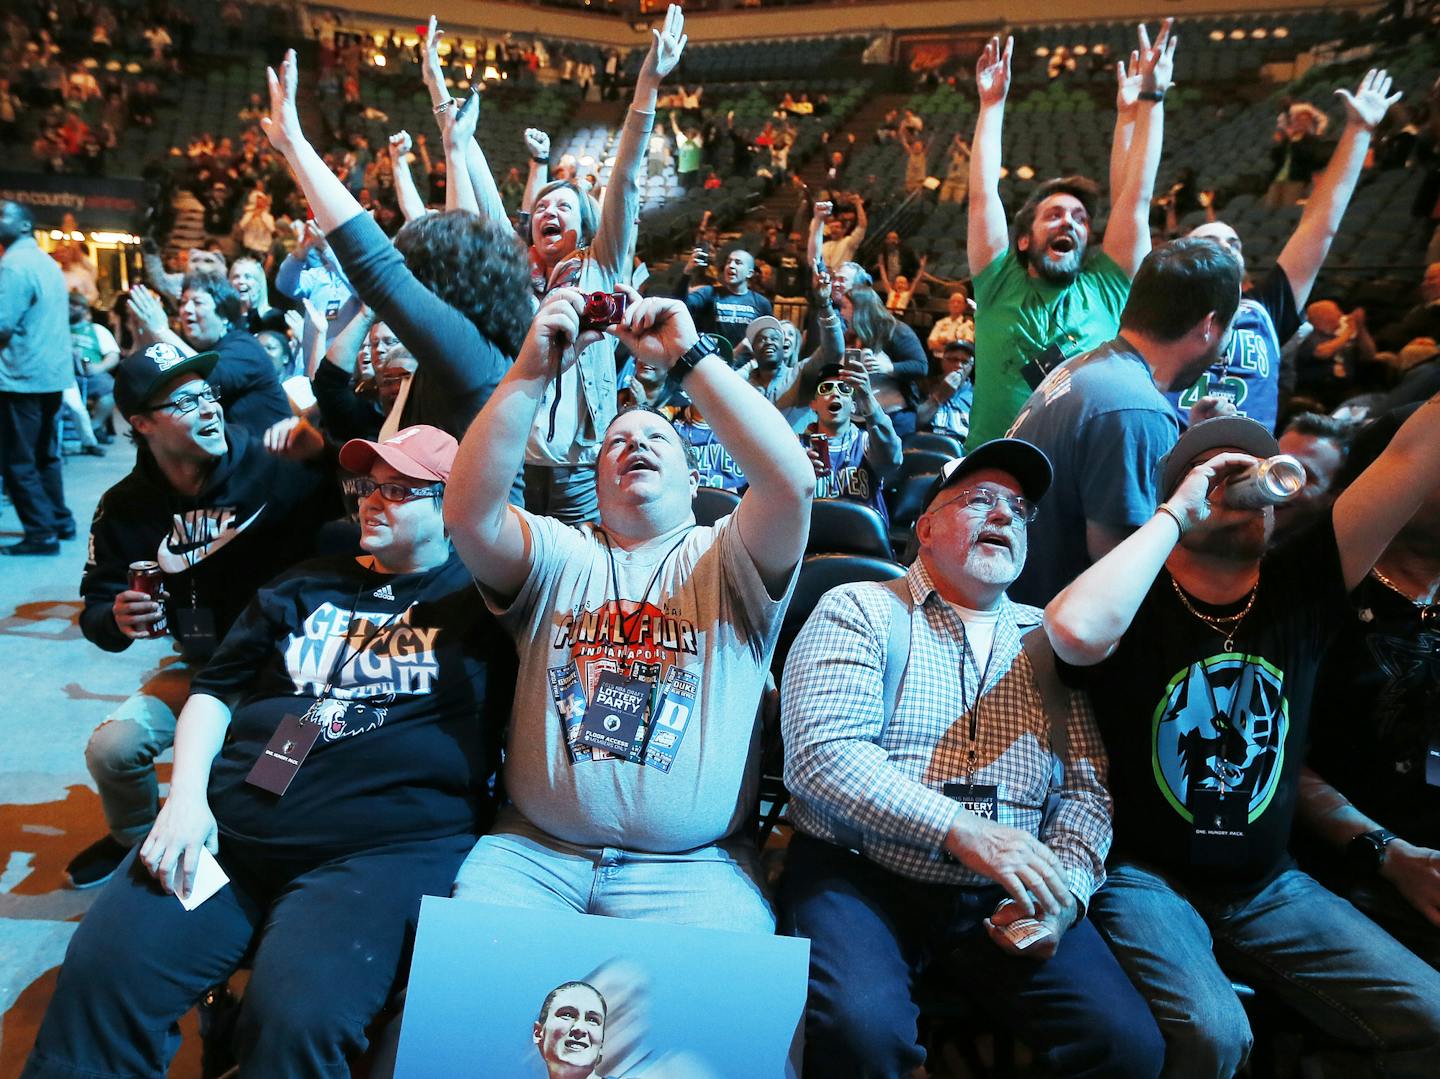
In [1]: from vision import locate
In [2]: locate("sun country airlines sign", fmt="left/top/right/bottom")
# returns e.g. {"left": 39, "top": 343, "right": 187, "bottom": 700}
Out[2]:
{"left": 0, "top": 172, "right": 148, "bottom": 230}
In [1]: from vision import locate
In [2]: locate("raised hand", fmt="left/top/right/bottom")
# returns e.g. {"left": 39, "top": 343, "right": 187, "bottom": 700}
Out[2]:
{"left": 975, "top": 35, "right": 1013, "bottom": 108}
{"left": 1136, "top": 19, "right": 1177, "bottom": 96}
{"left": 1163, "top": 450, "right": 1258, "bottom": 532}
{"left": 421, "top": 15, "right": 447, "bottom": 96}
{"left": 1115, "top": 49, "right": 1142, "bottom": 112}
{"left": 445, "top": 88, "right": 480, "bottom": 147}
{"left": 524, "top": 127, "right": 550, "bottom": 159}
{"left": 640, "top": 4, "right": 688, "bottom": 85}
{"left": 126, "top": 284, "right": 171, "bottom": 338}
{"left": 608, "top": 284, "right": 699, "bottom": 372}
{"left": 388, "top": 130, "right": 412, "bottom": 162}
{"left": 1336, "top": 68, "right": 1402, "bottom": 131}
{"left": 260, "top": 49, "right": 305, "bottom": 156}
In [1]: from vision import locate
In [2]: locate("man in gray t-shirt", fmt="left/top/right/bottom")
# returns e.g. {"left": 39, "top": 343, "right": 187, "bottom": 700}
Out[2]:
{"left": 445, "top": 287, "right": 814, "bottom": 932}
{"left": 1007, "top": 237, "right": 1243, "bottom": 606}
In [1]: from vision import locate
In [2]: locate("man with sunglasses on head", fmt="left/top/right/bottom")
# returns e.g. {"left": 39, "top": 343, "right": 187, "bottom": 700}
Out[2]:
{"left": 802, "top": 357, "right": 902, "bottom": 527}
{"left": 779, "top": 439, "right": 1161, "bottom": 1079}
{"left": 65, "top": 342, "right": 337, "bottom": 890}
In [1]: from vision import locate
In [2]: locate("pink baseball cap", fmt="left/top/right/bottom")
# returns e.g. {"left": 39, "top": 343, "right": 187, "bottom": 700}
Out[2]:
{"left": 339, "top": 425, "right": 458, "bottom": 484}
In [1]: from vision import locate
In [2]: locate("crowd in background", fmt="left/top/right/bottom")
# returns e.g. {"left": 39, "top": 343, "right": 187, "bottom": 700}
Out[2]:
{"left": 5, "top": 3, "right": 1440, "bottom": 1078}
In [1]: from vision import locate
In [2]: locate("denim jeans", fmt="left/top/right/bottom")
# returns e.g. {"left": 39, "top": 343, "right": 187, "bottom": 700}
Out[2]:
{"left": 0, "top": 390, "right": 72, "bottom": 542}
{"left": 451, "top": 805, "right": 775, "bottom": 932}
{"left": 779, "top": 834, "right": 1164, "bottom": 1079}
{"left": 83, "top": 662, "right": 192, "bottom": 846}
{"left": 23, "top": 833, "right": 473, "bottom": 1079}
{"left": 523, "top": 462, "right": 599, "bottom": 526}
{"left": 1090, "top": 861, "right": 1440, "bottom": 1079}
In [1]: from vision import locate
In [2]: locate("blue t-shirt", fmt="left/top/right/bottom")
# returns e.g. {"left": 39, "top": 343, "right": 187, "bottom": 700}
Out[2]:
{"left": 1165, "top": 267, "right": 1300, "bottom": 435}
{"left": 675, "top": 417, "right": 746, "bottom": 492}
{"left": 805, "top": 425, "right": 888, "bottom": 527}
{"left": 1007, "top": 337, "right": 1179, "bottom": 606}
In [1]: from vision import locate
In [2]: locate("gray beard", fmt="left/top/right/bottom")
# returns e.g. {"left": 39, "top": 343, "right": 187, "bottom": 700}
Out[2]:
{"left": 1033, "top": 245, "right": 1083, "bottom": 284}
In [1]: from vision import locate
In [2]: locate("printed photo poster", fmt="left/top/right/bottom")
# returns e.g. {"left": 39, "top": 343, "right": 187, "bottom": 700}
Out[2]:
{"left": 396, "top": 899, "right": 809, "bottom": 1078}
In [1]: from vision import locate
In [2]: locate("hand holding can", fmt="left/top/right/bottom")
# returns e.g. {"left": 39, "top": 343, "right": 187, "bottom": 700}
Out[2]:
{"left": 120, "top": 562, "right": 169, "bottom": 639}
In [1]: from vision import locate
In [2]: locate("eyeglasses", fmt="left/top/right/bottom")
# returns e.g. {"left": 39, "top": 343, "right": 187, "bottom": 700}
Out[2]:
{"left": 941, "top": 486, "right": 1039, "bottom": 525}
{"left": 816, "top": 380, "right": 854, "bottom": 397}
{"left": 146, "top": 386, "right": 220, "bottom": 415}
{"left": 342, "top": 477, "right": 444, "bottom": 503}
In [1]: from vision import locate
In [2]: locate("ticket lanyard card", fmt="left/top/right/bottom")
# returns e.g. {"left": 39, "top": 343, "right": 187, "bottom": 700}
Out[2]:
{"left": 577, "top": 671, "right": 650, "bottom": 761}
{"left": 245, "top": 713, "right": 322, "bottom": 796}
{"left": 1427, "top": 731, "right": 1440, "bottom": 788}
{"left": 1189, "top": 788, "right": 1249, "bottom": 865}
{"left": 943, "top": 782, "right": 999, "bottom": 821}
{"left": 550, "top": 663, "right": 599, "bottom": 764}
{"left": 645, "top": 666, "right": 699, "bottom": 773}
{"left": 172, "top": 606, "right": 218, "bottom": 654}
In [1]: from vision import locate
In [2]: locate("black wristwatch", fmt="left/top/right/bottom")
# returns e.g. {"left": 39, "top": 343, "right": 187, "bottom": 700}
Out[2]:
{"left": 1347, "top": 828, "right": 1399, "bottom": 875}
{"left": 669, "top": 333, "right": 722, "bottom": 384}
{"left": 1138, "top": 89, "right": 1166, "bottom": 102}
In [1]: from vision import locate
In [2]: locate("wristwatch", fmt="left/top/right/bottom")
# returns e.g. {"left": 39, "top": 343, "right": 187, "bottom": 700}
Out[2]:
{"left": 669, "top": 333, "right": 723, "bottom": 384}
{"left": 1347, "top": 828, "right": 1399, "bottom": 875}
{"left": 1138, "top": 89, "right": 1167, "bottom": 102}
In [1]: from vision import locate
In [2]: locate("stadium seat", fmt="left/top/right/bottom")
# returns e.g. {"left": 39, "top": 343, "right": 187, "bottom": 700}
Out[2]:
{"left": 807, "top": 499, "right": 892, "bottom": 558}
{"left": 693, "top": 485, "right": 741, "bottom": 526}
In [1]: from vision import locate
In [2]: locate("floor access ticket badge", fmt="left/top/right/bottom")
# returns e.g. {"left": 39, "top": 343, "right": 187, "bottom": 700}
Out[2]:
{"left": 578, "top": 671, "right": 650, "bottom": 759}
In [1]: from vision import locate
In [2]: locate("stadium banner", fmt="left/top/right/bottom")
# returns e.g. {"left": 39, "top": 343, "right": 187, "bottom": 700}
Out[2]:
{"left": 0, "top": 172, "right": 148, "bottom": 231}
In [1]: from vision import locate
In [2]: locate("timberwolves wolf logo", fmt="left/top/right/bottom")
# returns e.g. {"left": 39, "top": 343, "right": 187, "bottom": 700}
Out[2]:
{"left": 1152, "top": 654, "right": 1290, "bottom": 824}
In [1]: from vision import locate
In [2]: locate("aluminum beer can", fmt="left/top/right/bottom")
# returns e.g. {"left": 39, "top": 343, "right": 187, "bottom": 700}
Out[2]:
{"left": 126, "top": 560, "right": 169, "bottom": 638}
{"left": 1222, "top": 454, "right": 1306, "bottom": 509}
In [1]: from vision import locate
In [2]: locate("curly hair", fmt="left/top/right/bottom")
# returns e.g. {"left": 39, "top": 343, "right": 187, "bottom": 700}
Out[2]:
{"left": 392, "top": 211, "right": 533, "bottom": 358}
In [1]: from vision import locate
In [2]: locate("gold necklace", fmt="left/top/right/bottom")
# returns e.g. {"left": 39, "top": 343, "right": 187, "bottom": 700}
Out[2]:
{"left": 1369, "top": 566, "right": 1440, "bottom": 632}
{"left": 1169, "top": 575, "right": 1259, "bottom": 652}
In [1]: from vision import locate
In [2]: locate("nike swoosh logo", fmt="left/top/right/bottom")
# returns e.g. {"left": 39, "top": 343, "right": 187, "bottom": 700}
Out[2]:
{"left": 156, "top": 504, "right": 267, "bottom": 574}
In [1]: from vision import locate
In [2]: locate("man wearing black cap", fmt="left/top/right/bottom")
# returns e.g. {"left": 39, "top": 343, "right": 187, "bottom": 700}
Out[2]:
{"left": 65, "top": 342, "right": 336, "bottom": 889}
{"left": 1045, "top": 408, "right": 1440, "bottom": 1073}
{"left": 780, "top": 439, "right": 1161, "bottom": 1079}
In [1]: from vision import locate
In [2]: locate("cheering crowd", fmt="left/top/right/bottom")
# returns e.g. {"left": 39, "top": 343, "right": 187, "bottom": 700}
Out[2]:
{"left": 6, "top": 6, "right": 1440, "bottom": 1077}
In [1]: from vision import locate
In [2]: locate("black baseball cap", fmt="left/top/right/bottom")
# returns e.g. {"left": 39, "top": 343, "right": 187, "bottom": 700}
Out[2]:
{"left": 924, "top": 438, "right": 1053, "bottom": 510}
{"left": 1157, "top": 417, "right": 1278, "bottom": 498}
{"left": 114, "top": 343, "right": 219, "bottom": 419}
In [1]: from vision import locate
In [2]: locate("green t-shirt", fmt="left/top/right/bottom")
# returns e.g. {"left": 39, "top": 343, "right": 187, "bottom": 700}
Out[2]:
{"left": 677, "top": 138, "right": 702, "bottom": 175}
{"left": 966, "top": 248, "right": 1131, "bottom": 449}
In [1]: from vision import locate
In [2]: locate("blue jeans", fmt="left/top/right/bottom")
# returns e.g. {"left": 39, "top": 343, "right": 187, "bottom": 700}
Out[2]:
{"left": 23, "top": 833, "right": 472, "bottom": 1079}
{"left": 779, "top": 833, "right": 1164, "bottom": 1079}
{"left": 1090, "top": 861, "right": 1440, "bottom": 1079}
{"left": 451, "top": 805, "right": 775, "bottom": 932}
{"left": 84, "top": 662, "right": 192, "bottom": 845}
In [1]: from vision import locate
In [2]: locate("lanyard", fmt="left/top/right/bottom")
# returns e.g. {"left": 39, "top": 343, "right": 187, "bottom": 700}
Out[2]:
{"left": 303, "top": 573, "right": 412, "bottom": 720}
{"left": 957, "top": 617, "right": 996, "bottom": 782}
{"left": 600, "top": 528, "right": 694, "bottom": 642}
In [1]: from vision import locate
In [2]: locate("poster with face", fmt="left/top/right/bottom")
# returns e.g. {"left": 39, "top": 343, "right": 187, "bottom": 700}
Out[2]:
{"left": 396, "top": 899, "right": 809, "bottom": 1078}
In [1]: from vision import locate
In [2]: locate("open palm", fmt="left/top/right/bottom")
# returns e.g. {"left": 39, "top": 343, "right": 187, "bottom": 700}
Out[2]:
{"left": 642, "top": 5, "right": 688, "bottom": 83}
{"left": 1337, "top": 68, "right": 1402, "bottom": 130}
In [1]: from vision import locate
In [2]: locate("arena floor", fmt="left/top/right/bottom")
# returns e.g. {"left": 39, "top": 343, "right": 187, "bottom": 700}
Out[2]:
{"left": 0, "top": 447, "right": 205, "bottom": 1077}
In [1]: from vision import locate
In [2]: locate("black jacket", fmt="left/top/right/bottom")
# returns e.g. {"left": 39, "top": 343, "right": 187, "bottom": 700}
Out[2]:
{"left": 80, "top": 427, "right": 337, "bottom": 661}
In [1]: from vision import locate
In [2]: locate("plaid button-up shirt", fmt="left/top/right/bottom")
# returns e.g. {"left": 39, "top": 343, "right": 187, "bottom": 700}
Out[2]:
{"left": 780, "top": 559, "right": 1111, "bottom": 904}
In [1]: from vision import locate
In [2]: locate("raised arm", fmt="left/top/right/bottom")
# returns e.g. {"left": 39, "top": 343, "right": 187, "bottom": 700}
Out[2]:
{"left": 611, "top": 291, "right": 814, "bottom": 594}
{"left": 260, "top": 50, "right": 365, "bottom": 235}
{"left": 847, "top": 362, "right": 903, "bottom": 483}
{"left": 590, "top": 4, "right": 686, "bottom": 274}
{"left": 1109, "top": 50, "right": 1142, "bottom": 207}
{"left": 1333, "top": 389, "right": 1440, "bottom": 591}
{"left": 1278, "top": 70, "right": 1402, "bottom": 308}
{"left": 1103, "top": 20, "right": 1175, "bottom": 277}
{"left": 441, "top": 90, "right": 482, "bottom": 215}
{"left": 446, "top": 291, "right": 596, "bottom": 598}
{"left": 388, "top": 131, "right": 429, "bottom": 223}
{"left": 806, "top": 200, "right": 831, "bottom": 270}
{"left": 1044, "top": 452, "right": 1256, "bottom": 665}
{"left": 968, "top": 36, "right": 1014, "bottom": 276}
{"left": 521, "top": 128, "right": 550, "bottom": 213}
